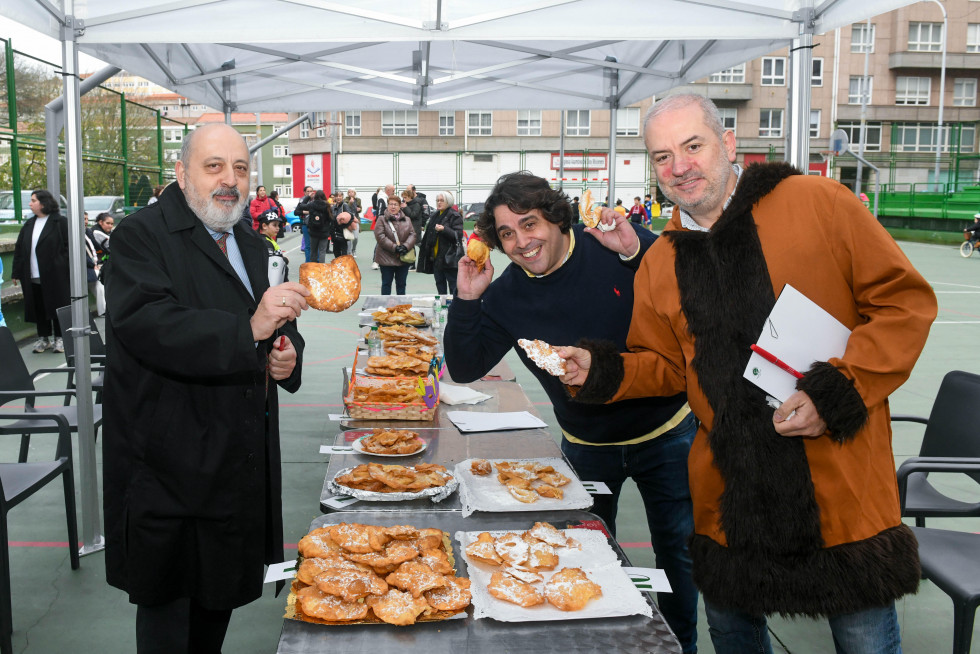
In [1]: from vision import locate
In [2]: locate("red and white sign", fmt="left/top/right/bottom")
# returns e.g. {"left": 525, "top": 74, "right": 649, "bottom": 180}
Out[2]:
{"left": 550, "top": 153, "right": 608, "bottom": 171}
{"left": 291, "top": 153, "right": 332, "bottom": 197}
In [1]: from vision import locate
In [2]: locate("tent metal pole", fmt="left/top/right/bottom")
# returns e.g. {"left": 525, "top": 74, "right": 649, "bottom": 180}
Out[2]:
{"left": 44, "top": 64, "right": 122, "bottom": 201}
{"left": 788, "top": 14, "right": 814, "bottom": 171}
{"left": 62, "top": 2, "right": 104, "bottom": 557}
{"left": 559, "top": 110, "right": 565, "bottom": 190}
{"left": 605, "top": 57, "right": 619, "bottom": 210}
{"left": 250, "top": 113, "right": 312, "bottom": 153}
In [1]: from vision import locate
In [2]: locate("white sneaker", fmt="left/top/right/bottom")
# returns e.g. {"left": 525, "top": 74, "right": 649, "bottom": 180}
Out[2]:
{"left": 53, "top": 338, "right": 64, "bottom": 353}
{"left": 32, "top": 338, "right": 49, "bottom": 353}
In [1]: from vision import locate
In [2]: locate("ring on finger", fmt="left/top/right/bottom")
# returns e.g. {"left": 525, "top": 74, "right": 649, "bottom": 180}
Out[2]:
{"left": 281, "top": 296, "right": 287, "bottom": 306}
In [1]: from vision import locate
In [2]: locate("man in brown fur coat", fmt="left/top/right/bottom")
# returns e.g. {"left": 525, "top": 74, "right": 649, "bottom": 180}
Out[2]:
{"left": 561, "top": 94, "right": 937, "bottom": 653}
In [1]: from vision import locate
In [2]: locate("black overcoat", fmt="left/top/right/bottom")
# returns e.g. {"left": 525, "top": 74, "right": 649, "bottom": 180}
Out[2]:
{"left": 10, "top": 212, "right": 71, "bottom": 322}
{"left": 102, "top": 184, "right": 304, "bottom": 609}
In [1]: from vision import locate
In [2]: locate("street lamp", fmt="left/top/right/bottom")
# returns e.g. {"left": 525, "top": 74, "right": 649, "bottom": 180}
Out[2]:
{"left": 929, "top": 0, "right": 947, "bottom": 191}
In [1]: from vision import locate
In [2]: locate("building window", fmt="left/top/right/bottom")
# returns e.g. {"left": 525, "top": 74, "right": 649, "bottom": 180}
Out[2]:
{"left": 809, "top": 110, "right": 821, "bottom": 139}
{"left": 896, "top": 76, "right": 930, "bottom": 105}
{"left": 848, "top": 76, "right": 873, "bottom": 105}
{"left": 274, "top": 184, "right": 292, "bottom": 197}
{"left": 838, "top": 121, "right": 882, "bottom": 152}
{"left": 314, "top": 111, "right": 328, "bottom": 138}
{"left": 851, "top": 23, "right": 875, "bottom": 53}
{"left": 299, "top": 122, "right": 309, "bottom": 139}
{"left": 718, "top": 107, "right": 737, "bottom": 135}
{"left": 761, "top": 57, "right": 786, "bottom": 86}
{"left": 892, "top": 123, "right": 975, "bottom": 153}
{"left": 954, "top": 78, "right": 978, "bottom": 107}
{"left": 517, "top": 110, "right": 542, "bottom": 136}
{"left": 616, "top": 107, "right": 640, "bottom": 136}
{"left": 908, "top": 22, "right": 942, "bottom": 52}
{"left": 273, "top": 165, "right": 292, "bottom": 177}
{"left": 811, "top": 58, "right": 824, "bottom": 87}
{"left": 345, "top": 111, "right": 361, "bottom": 136}
{"left": 273, "top": 144, "right": 289, "bottom": 157}
{"left": 467, "top": 111, "right": 492, "bottom": 136}
{"left": 163, "top": 129, "right": 183, "bottom": 143}
{"left": 968, "top": 24, "right": 980, "bottom": 53}
{"left": 759, "top": 109, "right": 783, "bottom": 138}
{"left": 565, "top": 110, "right": 590, "bottom": 136}
{"left": 708, "top": 64, "right": 746, "bottom": 84}
{"left": 382, "top": 110, "right": 419, "bottom": 136}
{"left": 439, "top": 110, "right": 455, "bottom": 136}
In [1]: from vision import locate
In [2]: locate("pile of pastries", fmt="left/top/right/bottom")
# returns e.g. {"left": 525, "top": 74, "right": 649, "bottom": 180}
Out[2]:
{"left": 293, "top": 523, "right": 472, "bottom": 625}
{"left": 352, "top": 380, "right": 422, "bottom": 405}
{"left": 335, "top": 463, "right": 451, "bottom": 494}
{"left": 470, "top": 459, "right": 571, "bottom": 503}
{"left": 365, "top": 354, "right": 430, "bottom": 377}
{"left": 379, "top": 325, "right": 437, "bottom": 365}
{"left": 464, "top": 522, "right": 602, "bottom": 611}
{"left": 358, "top": 428, "right": 425, "bottom": 455}
{"left": 372, "top": 304, "right": 427, "bottom": 326}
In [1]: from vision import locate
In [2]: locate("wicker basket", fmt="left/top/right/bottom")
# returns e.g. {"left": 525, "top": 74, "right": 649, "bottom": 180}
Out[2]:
{"left": 344, "top": 350, "right": 439, "bottom": 421}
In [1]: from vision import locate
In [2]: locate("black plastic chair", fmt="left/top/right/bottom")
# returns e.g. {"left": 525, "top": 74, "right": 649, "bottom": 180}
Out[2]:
{"left": 911, "top": 522, "right": 980, "bottom": 654}
{"left": 0, "top": 327, "right": 103, "bottom": 463}
{"left": 894, "top": 370, "right": 980, "bottom": 527}
{"left": 55, "top": 306, "right": 106, "bottom": 404}
{"left": 0, "top": 391, "right": 80, "bottom": 654}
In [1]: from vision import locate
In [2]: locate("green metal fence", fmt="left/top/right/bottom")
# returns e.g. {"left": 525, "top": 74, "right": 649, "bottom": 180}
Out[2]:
{"left": 0, "top": 36, "right": 183, "bottom": 225}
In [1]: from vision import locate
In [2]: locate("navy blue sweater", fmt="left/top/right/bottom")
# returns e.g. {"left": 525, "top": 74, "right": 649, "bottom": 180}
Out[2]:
{"left": 444, "top": 224, "right": 687, "bottom": 444}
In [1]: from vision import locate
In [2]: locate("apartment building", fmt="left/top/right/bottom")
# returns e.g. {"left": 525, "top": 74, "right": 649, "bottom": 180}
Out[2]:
{"left": 287, "top": 0, "right": 979, "bottom": 201}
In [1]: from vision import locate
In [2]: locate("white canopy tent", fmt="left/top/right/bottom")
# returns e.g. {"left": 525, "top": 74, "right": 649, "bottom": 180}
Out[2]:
{"left": 1, "top": 0, "right": 918, "bottom": 555}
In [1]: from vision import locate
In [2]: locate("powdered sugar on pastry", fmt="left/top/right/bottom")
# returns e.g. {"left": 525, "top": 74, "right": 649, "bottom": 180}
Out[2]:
{"left": 517, "top": 339, "right": 566, "bottom": 377}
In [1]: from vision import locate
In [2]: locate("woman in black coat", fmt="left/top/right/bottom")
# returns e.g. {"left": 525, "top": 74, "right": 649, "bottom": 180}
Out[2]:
{"left": 305, "top": 190, "right": 333, "bottom": 262}
{"left": 419, "top": 190, "right": 464, "bottom": 295}
{"left": 10, "top": 189, "right": 70, "bottom": 353}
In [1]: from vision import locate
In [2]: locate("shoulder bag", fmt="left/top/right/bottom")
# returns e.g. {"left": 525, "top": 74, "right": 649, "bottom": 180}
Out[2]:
{"left": 390, "top": 219, "right": 417, "bottom": 264}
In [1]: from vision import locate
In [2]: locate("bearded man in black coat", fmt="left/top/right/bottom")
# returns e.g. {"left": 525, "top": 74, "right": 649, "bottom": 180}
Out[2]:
{"left": 103, "top": 123, "right": 311, "bottom": 653}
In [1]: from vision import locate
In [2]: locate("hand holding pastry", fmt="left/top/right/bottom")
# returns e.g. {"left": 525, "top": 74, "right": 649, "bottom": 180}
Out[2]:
{"left": 251, "top": 282, "right": 310, "bottom": 341}
{"left": 556, "top": 346, "right": 592, "bottom": 387}
{"left": 456, "top": 251, "right": 494, "bottom": 300}
{"left": 584, "top": 207, "right": 641, "bottom": 258}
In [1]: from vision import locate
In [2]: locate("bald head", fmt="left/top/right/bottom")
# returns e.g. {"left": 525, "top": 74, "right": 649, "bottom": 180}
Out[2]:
{"left": 175, "top": 123, "right": 251, "bottom": 231}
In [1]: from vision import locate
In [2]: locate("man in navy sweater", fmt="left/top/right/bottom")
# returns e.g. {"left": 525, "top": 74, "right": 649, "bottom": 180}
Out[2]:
{"left": 445, "top": 171, "right": 698, "bottom": 653}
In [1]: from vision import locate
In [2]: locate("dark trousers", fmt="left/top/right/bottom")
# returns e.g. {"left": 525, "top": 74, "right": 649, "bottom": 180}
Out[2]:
{"left": 380, "top": 264, "right": 409, "bottom": 295}
{"left": 433, "top": 262, "right": 458, "bottom": 295}
{"left": 332, "top": 237, "right": 349, "bottom": 258}
{"left": 29, "top": 282, "right": 60, "bottom": 338}
{"left": 136, "top": 597, "right": 233, "bottom": 654}
{"left": 561, "top": 412, "right": 699, "bottom": 653}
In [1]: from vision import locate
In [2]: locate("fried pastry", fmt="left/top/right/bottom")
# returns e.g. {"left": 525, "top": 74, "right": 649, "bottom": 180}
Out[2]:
{"left": 507, "top": 485, "right": 539, "bottom": 504}
{"left": 424, "top": 576, "right": 472, "bottom": 611}
{"left": 526, "top": 522, "right": 568, "bottom": 548}
{"left": 502, "top": 566, "right": 544, "bottom": 584}
{"left": 345, "top": 543, "right": 420, "bottom": 574}
{"left": 493, "top": 532, "right": 529, "bottom": 566}
{"left": 467, "top": 239, "right": 490, "bottom": 272}
{"left": 299, "top": 257, "right": 361, "bottom": 312}
{"left": 471, "top": 459, "right": 492, "bottom": 476}
{"left": 314, "top": 565, "right": 389, "bottom": 602}
{"left": 383, "top": 525, "right": 420, "bottom": 540}
{"left": 537, "top": 471, "right": 571, "bottom": 487}
{"left": 366, "top": 589, "right": 431, "bottom": 625}
{"left": 336, "top": 463, "right": 449, "bottom": 494}
{"left": 544, "top": 567, "right": 603, "bottom": 612}
{"left": 385, "top": 560, "right": 448, "bottom": 598}
{"left": 465, "top": 532, "right": 503, "bottom": 566}
{"left": 525, "top": 539, "right": 559, "bottom": 571}
{"left": 418, "top": 548, "right": 454, "bottom": 575}
{"left": 360, "top": 429, "right": 424, "bottom": 455}
{"left": 297, "top": 527, "right": 343, "bottom": 559}
{"left": 535, "top": 484, "right": 564, "bottom": 500}
{"left": 295, "top": 585, "right": 370, "bottom": 622}
{"left": 487, "top": 571, "right": 543, "bottom": 608}
{"left": 517, "top": 338, "right": 567, "bottom": 376}
{"left": 296, "top": 554, "right": 370, "bottom": 586}
{"left": 327, "top": 523, "right": 390, "bottom": 554}
{"left": 404, "top": 528, "right": 444, "bottom": 553}
{"left": 371, "top": 306, "right": 427, "bottom": 327}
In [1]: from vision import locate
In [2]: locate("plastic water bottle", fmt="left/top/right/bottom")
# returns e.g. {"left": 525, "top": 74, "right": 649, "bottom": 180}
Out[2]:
{"left": 432, "top": 296, "right": 442, "bottom": 328}
{"left": 367, "top": 326, "right": 383, "bottom": 357}
{"left": 438, "top": 299, "right": 449, "bottom": 328}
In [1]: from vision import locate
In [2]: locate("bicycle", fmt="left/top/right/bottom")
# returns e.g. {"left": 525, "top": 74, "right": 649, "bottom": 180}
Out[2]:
{"left": 962, "top": 214, "right": 980, "bottom": 258}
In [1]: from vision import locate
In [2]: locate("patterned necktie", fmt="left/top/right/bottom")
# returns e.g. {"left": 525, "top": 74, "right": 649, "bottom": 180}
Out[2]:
{"left": 215, "top": 233, "right": 229, "bottom": 257}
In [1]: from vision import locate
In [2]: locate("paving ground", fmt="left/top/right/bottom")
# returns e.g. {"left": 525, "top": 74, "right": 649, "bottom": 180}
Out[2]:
{"left": 2, "top": 229, "right": 978, "bottom": 653}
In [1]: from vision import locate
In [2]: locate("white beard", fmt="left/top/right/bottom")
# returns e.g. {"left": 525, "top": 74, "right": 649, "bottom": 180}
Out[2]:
{"left": 184, "top": 179, "right": 246, "bottom": 232}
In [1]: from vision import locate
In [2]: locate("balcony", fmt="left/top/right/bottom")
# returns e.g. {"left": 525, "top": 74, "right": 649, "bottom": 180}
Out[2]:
{"left": 889, "top": 51, "right": 980, "bottom": 70}
{"left": 678, "top": 83, "right": 753, "bottom": 102}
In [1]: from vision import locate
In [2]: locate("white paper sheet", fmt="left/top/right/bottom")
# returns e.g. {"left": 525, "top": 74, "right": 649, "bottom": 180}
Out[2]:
{"left": 438, "top": 382, "right": 492, "bottom": 405}
{"left": 743, "top": 284, "right": 852, "bottom": 402}
{"left": 446, "top": 410, "right": 548, "bottom": 432}
{"left": 623, "top": 567, "right": 673, "bottom": 593}
{"left": 454, "top": 458, "right": 594, "bottom": 517}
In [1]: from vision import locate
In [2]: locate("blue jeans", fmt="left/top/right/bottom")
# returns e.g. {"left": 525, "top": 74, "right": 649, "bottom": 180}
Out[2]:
{"left": 561, "top": 412, "right": 699, "bottom": 653}
{"left": 301, "top": 223, "right": 312, "bottom": 262}
{"left": 380, "top": 265, "right": 409, "bottom": 295}
{"left": 704, "top": 600, "right": 902, "bottom": 654}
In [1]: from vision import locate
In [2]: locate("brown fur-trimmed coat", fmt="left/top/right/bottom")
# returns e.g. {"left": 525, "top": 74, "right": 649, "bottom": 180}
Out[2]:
{"left": 574, "top": 163, "right": 937, "bottom": 617}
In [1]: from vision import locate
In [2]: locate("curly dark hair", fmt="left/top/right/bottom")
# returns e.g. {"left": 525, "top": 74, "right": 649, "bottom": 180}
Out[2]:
{"left": 32, "top": 189, "right": 60, "bottom": 216}
{"left": 477, "top": 171, "right": 572, "bottom": 250}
